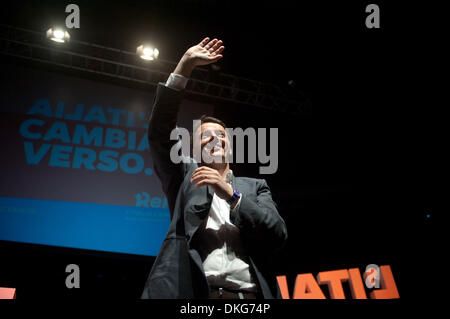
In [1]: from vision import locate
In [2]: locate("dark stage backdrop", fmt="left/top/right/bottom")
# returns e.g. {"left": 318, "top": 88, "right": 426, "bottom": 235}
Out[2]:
{"left": 0, "top": 63, "right": 213, "bottom": 256}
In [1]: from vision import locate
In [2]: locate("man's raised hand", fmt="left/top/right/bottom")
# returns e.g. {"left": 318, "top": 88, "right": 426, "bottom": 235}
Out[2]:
{"left": 173, "top": 37, "right": 224, "bottom": 77}
{"left": 185, "top": 37, "right": 225, "bottom": 66}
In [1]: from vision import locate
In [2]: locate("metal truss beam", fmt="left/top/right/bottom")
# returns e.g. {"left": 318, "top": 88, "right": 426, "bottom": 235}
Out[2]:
{"left": 0, "top": 24, "right": 309, "bottom": 114}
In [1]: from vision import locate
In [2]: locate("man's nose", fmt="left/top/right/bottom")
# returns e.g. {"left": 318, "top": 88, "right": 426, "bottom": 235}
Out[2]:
{"left": 209, "top": 133, "right": 222, "bottom": 141}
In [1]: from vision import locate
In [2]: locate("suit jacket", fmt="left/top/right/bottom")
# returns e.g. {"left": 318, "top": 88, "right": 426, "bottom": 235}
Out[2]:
{"left": 141, "top": 83, "right": 288, "bottom": 299}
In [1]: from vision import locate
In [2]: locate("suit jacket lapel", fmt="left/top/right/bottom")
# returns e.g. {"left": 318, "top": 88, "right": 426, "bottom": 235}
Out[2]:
{"left": 207, "top": 184, "right": 215, "bottom": 199}
{"left": 230, "top": 174, "right": 243, "bottom": 225}
{"left": 184, "top": 183, "right": 213, "bottom": 241}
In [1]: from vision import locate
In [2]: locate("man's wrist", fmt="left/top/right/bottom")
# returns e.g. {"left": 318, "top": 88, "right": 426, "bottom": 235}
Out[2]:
{"left": 227, "top": 189, "right": 241, "bottom": 208}
{"left": 173, "top": 54, "right": 196, "bottom": 78}
{"left": 165, "top": 73, "right": 189, "bottom": 90}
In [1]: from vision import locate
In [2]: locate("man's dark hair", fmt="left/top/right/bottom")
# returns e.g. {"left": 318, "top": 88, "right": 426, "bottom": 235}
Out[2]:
{"left": 198, "top": 114, "right": 227, "bottom": 128}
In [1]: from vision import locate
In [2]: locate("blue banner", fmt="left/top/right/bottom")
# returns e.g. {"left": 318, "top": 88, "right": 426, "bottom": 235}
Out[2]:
{"left": 0, "top": 64, "right": 214, "bottom": 256}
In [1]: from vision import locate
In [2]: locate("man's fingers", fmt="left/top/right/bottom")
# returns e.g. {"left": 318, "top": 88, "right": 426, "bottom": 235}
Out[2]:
{"left": 209, "top": 40, "right": 223, "bottom": 52}
{"left": 191, "top": 166, "right": 216, "bottom": 178}
{"left": 192, "top": 165, "right": 216, "bottom": 175}
{"left": 191, "top": 171, "right": 216, "bottom": 182}
{"left": 211, "top": 46, "right": 225, "bottom": 57}
{"left": 191, "top": 173, "right": 214, "bottom": 186}
{"left": 195, "top": 179, "right": 214, "bottom": 188}
{"left": 204, "top": 38, "right": 218, "bottom": 50}
{"left": 216, "top": 46, "right": 225, "bottom": 54}
{"left": 193, "top": 166, "right": 215, "bottom": 174}
{"left": 192, "top": 167, "right": 206, "bottom": 176}
{"left": 198, "top": 37, "right": 210, "bottom": 47}
{"left": 191, "top": 173, "right": 207, "bottom": 182}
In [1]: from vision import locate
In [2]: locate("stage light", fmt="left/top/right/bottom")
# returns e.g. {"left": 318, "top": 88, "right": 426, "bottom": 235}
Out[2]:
{"left": 143, "top": 47, "right": 153, "bottom": 56}
{"left": 137, "top": 45, "right": 159, "bottom": 61}
{"left": 46, "top": 27, "right": 70, "bottom": 43}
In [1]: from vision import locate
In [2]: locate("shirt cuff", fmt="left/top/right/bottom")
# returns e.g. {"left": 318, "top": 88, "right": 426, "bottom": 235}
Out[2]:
{"left": 165, "top": 73, "right": 189, "bottom": 90}
{"left": 230, "top": 193, "right": 242, "bottom": 213}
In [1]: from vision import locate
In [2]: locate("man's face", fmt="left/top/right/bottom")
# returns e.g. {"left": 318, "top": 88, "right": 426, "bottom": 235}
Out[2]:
{"left": 194, "top": 122, "right": 231, "bottom": 163}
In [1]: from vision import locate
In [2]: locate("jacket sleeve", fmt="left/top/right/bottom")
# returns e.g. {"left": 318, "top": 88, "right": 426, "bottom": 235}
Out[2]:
{"left": 232, "top": 179, "right": 288, "bottom": 253}
{"left": 147, "top": 83, "right": 189, "bottom": 218}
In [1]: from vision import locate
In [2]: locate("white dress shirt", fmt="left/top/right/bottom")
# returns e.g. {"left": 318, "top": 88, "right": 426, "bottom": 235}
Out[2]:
{"left": 164, "top": 73, "right": 258, "bottom": 292}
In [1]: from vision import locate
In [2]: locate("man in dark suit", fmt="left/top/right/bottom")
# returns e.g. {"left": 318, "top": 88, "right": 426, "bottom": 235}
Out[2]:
{"left": 141, "top": 37, "right": 287, "bottom": 299}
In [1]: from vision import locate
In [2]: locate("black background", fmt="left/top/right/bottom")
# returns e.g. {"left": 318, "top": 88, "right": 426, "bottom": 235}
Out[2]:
{"left": 0, "top": 0, "right": 442, "bottom": 303}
